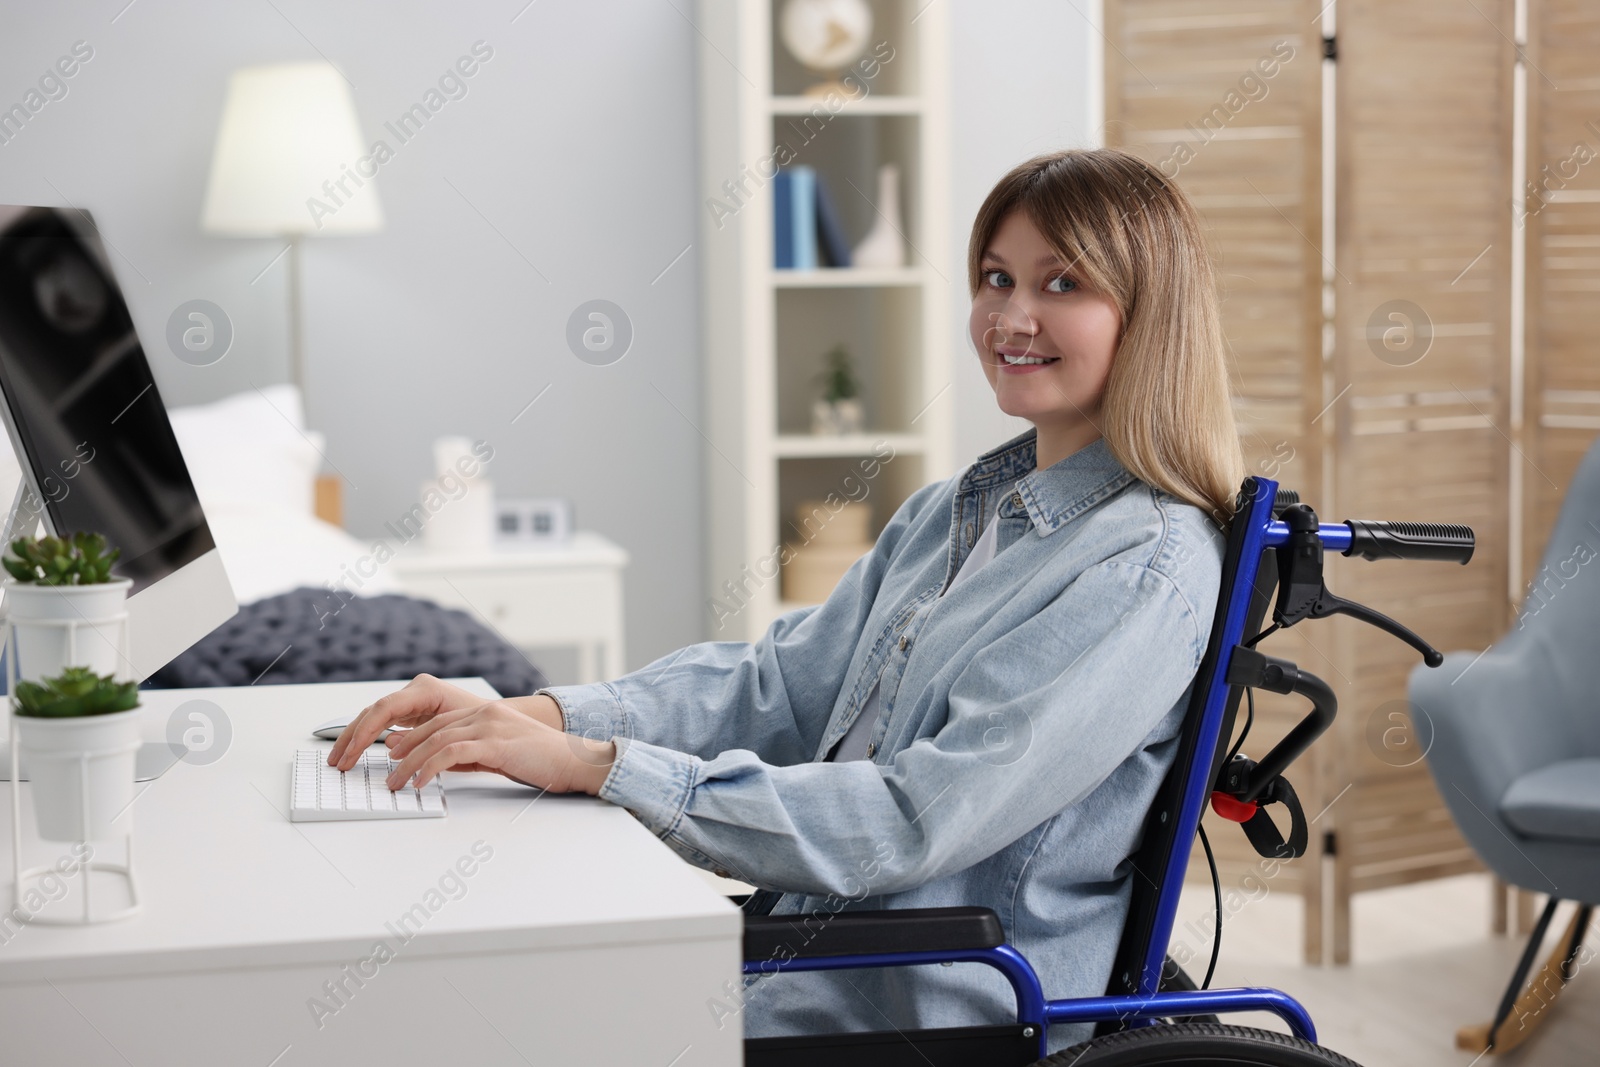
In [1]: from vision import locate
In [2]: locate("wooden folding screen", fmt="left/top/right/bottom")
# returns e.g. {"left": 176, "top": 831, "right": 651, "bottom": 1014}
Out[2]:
{"left": 1107, "top": 0, "right": 1524, "bottom": 963}
{"left": 1512, "top": 2, "right": 1600, "bottom": 929}
{"left": 1103, "top": 0, "right": 1328, "bottom": 962}
{"left": 1326, "top": 0, "right": 1515, "bottom": 964}
{"left": 1526, "top": 0, "right": 1600, "bottom": 572}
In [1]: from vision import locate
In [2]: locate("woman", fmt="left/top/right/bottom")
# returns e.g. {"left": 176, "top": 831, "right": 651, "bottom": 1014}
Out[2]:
{"left": 330, "top": 147, "right": 1244, "bottom": 1051}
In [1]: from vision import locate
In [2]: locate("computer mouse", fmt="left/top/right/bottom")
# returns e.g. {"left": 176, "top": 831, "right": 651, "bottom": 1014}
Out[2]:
{"left": 311, "top": 716, "right": 410, "bottom": 743}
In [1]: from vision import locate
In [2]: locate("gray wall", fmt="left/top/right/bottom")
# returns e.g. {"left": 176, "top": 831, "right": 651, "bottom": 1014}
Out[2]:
{"left": 0, "top": 0, "right": 1095, "bottom": 674}
{"left": 947, "top": 0, "right": 1101, "bottom": 467}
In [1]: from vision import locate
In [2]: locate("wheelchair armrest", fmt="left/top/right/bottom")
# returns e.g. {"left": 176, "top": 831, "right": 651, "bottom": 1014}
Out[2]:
{"left": 743, "top": 906, "right": 1005, "bottom": 961}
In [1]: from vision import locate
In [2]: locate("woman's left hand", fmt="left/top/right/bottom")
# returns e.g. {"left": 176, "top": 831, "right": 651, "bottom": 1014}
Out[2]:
{"left": 380, "top": 701, "right": 616, "bottom": 795}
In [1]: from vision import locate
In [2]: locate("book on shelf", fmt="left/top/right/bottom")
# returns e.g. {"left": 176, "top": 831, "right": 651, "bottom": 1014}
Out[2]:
{"left": 774, "top": 168, "right": 794, "bottom": 268}
{"left": 814, "top": 174, "right": 851, "bottom": 268}
{"left": 773, "top": 166, "right": 816, "bottom": 269}
{"left": 774, "top": 166, "right": 851, "bottom": 269}
{"left": 792, "top": 166, "right": 816, "bottom": 269}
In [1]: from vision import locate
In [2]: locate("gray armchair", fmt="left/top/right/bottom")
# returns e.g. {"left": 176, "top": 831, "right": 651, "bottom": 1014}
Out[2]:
{"left": 1410, "top": 436, "right": 1600, "bottom": 1053}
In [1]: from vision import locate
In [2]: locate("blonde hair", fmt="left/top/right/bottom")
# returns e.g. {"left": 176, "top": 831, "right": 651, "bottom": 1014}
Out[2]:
{"left": 968, "top": 148, "right": 1244, "bottom": 521}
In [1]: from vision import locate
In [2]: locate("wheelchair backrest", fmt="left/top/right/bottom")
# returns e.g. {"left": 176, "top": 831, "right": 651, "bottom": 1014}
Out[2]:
{"left": 1100, "top": 476, "right": 1287, "bottom": 1004}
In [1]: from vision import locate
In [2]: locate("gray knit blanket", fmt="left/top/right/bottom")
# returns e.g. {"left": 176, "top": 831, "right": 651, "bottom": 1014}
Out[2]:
{"left": 146, "top": 587, "right": 549, "bottom": 697}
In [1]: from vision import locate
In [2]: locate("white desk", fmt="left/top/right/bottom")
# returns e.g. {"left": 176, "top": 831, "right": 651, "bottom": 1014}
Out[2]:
{"left": 387, "top": 533, "right": 629, "bottom": 683}
{"left": 0, "top": 679, "right": 741, "bottom": 1066}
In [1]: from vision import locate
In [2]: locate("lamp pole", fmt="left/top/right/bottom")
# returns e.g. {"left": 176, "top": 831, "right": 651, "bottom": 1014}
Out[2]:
{"left": 200, "top": 62, "right": 381, "bottom": 405}
{"left": 286, "top": 234, "right": 305, "bottom": 400}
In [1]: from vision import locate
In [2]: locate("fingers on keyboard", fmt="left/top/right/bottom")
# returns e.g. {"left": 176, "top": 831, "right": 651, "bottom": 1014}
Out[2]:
{"left": 291, "top": 749, "right": 446, "bottom": 822}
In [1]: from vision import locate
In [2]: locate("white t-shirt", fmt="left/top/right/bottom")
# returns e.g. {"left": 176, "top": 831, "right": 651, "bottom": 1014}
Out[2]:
{"left": 830, "top": 495, "right": 1011, "bottom": 762}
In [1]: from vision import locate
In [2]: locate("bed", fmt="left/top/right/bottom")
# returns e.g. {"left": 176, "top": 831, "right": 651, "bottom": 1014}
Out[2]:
{"left": 0, "top": 384, "right": 547, "bottom": 697}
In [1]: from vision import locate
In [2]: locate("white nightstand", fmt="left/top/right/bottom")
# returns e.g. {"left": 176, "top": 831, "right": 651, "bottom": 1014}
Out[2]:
{"left": 386, "top": 532, "right": 629, "bottom": 684}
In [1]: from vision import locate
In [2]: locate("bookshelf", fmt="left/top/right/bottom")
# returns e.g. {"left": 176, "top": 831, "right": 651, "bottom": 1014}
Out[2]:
{"left": 695, "top": 0, "right": 953, "bottom": 641}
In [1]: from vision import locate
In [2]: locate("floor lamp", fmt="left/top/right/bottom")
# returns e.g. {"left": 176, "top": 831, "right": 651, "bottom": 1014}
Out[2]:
{"left": 200, "top": 62, "right": 382, "bottom": 403}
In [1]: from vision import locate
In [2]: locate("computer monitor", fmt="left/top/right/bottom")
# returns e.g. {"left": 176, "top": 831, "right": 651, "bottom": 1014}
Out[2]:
{"left": 0, "top": 204, "right": 238, "bottom": 682}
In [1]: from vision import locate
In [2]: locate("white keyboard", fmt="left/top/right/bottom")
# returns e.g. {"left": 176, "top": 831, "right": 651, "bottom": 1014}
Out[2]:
{"left": 291, "top": 749, "right": 447, "bottom": 822}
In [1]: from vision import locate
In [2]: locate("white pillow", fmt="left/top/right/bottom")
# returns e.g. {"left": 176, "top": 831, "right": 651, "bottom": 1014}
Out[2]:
{"left": 202, "top": 503, "right": 403, "bottom": 603}
{"left": 167, "top": 384, "right": 323, "bottom": 518}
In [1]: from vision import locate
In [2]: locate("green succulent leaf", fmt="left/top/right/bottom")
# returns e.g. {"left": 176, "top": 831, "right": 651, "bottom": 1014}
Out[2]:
{"left": 13, "top": 666, "right": 139, "bottom": 718}
{"left": 1, "top": 532, "right": 121, "bottom": 585}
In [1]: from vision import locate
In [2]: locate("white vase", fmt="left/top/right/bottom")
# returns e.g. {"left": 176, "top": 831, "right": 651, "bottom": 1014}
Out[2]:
{"left": 850, "top": 163, "right": 906, "bottom": 269}
{"left": 15, "top": 705, "right": 141, "bottom": 842}
{"left": 419, "top": 477, "right": 495, "bottom": 553}
{"left": 4, "top": 579, "right": 131, "bottom": 685}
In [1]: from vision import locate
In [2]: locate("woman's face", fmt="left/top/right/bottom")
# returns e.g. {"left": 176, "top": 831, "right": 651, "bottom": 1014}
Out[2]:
{"left": 968, "top": 209, "right": 1122, "bottom": 434}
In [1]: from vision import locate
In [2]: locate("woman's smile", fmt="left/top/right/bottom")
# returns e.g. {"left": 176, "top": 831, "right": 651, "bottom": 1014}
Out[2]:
{"left": 994, "top": 342, "right": 1061, "bottom": 373}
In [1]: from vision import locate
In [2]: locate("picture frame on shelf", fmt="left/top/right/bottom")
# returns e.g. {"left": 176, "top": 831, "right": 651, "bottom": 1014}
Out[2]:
{"left": 495, "top": 498, "right": 574, "bottom": 545}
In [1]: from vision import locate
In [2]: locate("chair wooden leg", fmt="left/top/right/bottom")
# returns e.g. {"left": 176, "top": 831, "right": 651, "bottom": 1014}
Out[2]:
{"left": 1560, "top": 905, "right": 1593, "bottom": 983}
{"left": 1456, "top": 900, "right": 1593, "bottom": 1055}
{"left": 1491, "top": 876, "right": 1508, "bottom": 936}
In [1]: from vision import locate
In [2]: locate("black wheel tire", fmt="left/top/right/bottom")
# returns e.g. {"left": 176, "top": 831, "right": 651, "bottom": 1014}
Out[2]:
{"left": 1035, "top": 1021, "right": 1363, "bottom": 1066}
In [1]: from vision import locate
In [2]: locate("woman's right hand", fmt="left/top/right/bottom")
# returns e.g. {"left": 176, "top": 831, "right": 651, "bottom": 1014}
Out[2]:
{"left": 328, "top": 674, "right": 558, "bottom": 770}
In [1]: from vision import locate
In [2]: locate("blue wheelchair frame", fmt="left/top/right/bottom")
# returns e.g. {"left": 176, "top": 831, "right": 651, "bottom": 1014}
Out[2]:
{"left": 742, "top": 475, "right": 1389, "bottom": 1060}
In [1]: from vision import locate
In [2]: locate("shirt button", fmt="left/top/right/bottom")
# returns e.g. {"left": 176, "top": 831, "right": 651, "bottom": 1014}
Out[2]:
{"left": 1011, "top": 491, "right": 1024, "bottom": 509}
{"left": 964, "top": 522, "right": 975, "bottom": 546}
{"left": 866, "top": 742, "right": 877, "bottom": 758}
{"left": 713, "top": 868, "right": 730, "bottom": 878}
{"left": 898, "top": 636, "right": 909, "bottom": 651}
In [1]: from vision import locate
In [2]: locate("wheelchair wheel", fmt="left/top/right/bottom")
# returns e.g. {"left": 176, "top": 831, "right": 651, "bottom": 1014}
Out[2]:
{"left": 1035, "top": 1022, "right": 1362, "bottom": 1066}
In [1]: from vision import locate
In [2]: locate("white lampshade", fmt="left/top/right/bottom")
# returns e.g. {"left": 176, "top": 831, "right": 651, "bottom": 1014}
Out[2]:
{"left": 201, "top": 62, "right": 382, "bottom": 236}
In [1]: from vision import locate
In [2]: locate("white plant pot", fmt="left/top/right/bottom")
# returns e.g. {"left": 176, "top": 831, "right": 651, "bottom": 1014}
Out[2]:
{"left": 15, "top": 705, "right": 141, "bottom": 842}
{"left": 4, "top": 579, "right": 131, "bottom": 685}
{"left": 811, "top": 398, "right": 865, "bottom": 436}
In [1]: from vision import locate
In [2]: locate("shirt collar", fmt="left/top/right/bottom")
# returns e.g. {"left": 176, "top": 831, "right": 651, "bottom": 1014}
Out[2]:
{"left": 959, "top": 428, "right": 1137, "bottom": 537}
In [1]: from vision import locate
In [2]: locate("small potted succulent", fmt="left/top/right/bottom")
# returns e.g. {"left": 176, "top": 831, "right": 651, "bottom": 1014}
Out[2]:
{"left": 13, "top": 667, "right": 141, "bottom": 841}
{"left": 811, "top": 343, "right": 865, "bottom": 436}
{"left": 3, "top": 533, "right": 129, "bottom": 684}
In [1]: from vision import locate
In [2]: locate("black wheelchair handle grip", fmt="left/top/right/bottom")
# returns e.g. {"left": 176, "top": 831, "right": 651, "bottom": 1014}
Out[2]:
{"left": 1343, "top": 519, "right": 1475, "bottom": 565}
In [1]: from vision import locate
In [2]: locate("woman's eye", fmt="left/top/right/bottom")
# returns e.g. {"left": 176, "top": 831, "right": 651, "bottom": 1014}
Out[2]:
{"left": 1046, "top": 275, "right": 1078, "bottom": 293}
{"left": 983, "top": 269, "right": 1012, "bottom": 289}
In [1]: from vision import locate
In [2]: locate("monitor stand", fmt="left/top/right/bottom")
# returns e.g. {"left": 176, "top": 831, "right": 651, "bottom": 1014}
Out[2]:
{"left": 0, "top": 479, "right": 40, "bottom": 546}
{"left": 0, "top": 483, "right": 185, "bottom": 783}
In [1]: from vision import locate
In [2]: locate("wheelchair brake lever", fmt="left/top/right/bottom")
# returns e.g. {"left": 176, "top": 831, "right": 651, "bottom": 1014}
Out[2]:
{"left": 1305, "top": 590, "right": 1443, "bottom": 668}
{"left": 1273, "top": 503, "right": 1444, "bottom": 667}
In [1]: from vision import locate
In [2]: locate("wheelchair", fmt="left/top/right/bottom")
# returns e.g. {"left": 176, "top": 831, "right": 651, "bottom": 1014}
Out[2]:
{"left": 739, "top": 474, "right": 1476, "bottom": 1065}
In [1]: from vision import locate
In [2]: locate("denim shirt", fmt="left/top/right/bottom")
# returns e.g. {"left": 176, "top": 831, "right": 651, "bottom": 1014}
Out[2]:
{"left": 538, "top": 428, "right": 1225, "bottom": 1051}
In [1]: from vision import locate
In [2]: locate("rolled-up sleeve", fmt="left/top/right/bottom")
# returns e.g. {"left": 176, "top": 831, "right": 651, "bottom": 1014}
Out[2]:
{"left": 587, "top": 558, "right": 1213, "bottom": 895}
